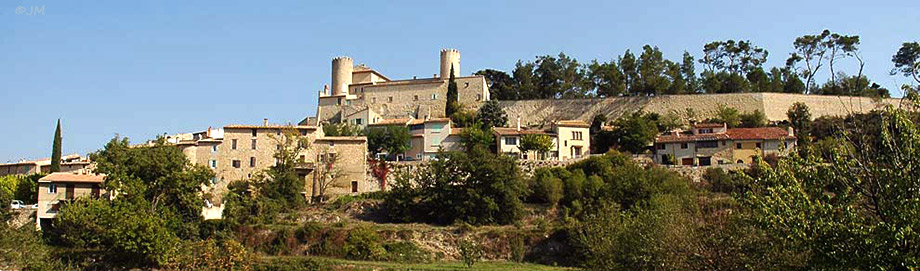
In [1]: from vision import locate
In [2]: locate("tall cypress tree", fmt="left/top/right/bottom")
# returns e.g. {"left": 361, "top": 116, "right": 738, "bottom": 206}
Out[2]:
{"left": 445, "top": 65, "right": 460, "bottom": 117}
{"left": 50, "top": 119, "right": 62, "bottom": 173}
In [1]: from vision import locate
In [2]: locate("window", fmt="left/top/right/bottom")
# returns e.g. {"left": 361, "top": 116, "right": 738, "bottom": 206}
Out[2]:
{"left": 681, "top": 143, "right": 689, "bottom": 149}
{"left": 573, "top": 146, "right": 583, "bottom": 157}
{"left": 431, "top": 94, "right": 437, "bottom": 100}
{"left": 388, "top": 96, "right": 393, "bottom": 102}
{"left": 251, "top": 139, "right": 257, "bottom": 150}
{"left": 477, "top": 94, "right": 482, "bottom": 101}
{"left": 211, "top": 145, "right": 218, "bottom": 153}
{"left": 337, "top": 98, "right": 342, "bottom": 105}
{"left": 276, "top": 129, "right": 281, "bottom": 136}
{"left": 505, "top": 137, "right": 518, "bottom": 146}
{"left": 699, "top": 128, "right": 713, "bottom": 134}
{"left": 414, "top": 95, "right": 419, "bottom": 101}
{"left": 345, "top": 100, "right": 352, "bottom": 105}
{"left": 48, "top": 184, "right": 57, "bottom": 194}
{"left": 431, "top": 135, "right": 441, "bottom": 146}
{"left": 657, "top": 144, "right": 666, "bottom": 150}
{"left": 231, "top": 139, "right": 238, "bottom": 150}
{"left": 464, "top": 82, "right": 470, "bottom": 88}
{"left": 232, "top": 160, "right": 241, "bottom": 168}
{"left": 572, "top": 131, "right": 583, "bottom": 140}
{"left": 250, "top": 157, "right": 256, "bottom": 167}
{"left": 209, "top": 160, "right": 217, "bottom": 169}
{"left": 299, "top": 155, "right": 306, "bottom": 163}
{"left": 300, "top": 129, "right": 307, "bottom": 136}
{"left": 372, "top": 97, "right": 377, "bottom": 103}
{"left": 416, "top": 154, "right": 422, "bottom": 160}
{"left": 756, "top": 142, "right": 762, "bottom": 148}
{"left": 351, "top": 181, "right": 359, "bottom": 193}
{"left": 698, "top": 141, "right": 719, "bottom": 148}
{"left": 736, "top": 143, "right": 742, "bottom": 149}
{"left": 251, "top": 129, "right": 257, "bottom": 137}
{"left": 354, "top": 118, "right": 363, "bottom": 125}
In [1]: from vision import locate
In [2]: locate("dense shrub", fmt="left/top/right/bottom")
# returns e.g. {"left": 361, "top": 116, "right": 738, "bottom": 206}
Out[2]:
{"left": 252, "top": 257, "right": 326, "bottom": 271}
{"left": 528, "top": 168, "right": 563, "bottom": 206}
{"left": 343, "top": 226, "right": 386, "bottom": 261}
{"left": 383, "top": 241, "right": 432, "bottom": 263}
{"left": 384, "top": 147, "right": 526, "bottom": 225}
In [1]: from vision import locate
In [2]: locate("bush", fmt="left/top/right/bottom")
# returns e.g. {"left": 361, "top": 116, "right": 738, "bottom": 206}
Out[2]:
{"left": 383, "top": 241, "right": 431, "bottom": 263}
{"left": 458, "top": 239, "right": 483, "bottom": 268}
{"left": 509, "top": 235, "right": 526, "bottom": 263}
{"left": 529, "top": 169, "right": 563, "bottom": 206}
{"left": 343, "top": 227, "right": 385, "bottom": 261}
{"left": 164, "top": 239, "right": 255, "bottom": 271}
{"left": 252, "top": 257, "right": 326, "bottom": 271}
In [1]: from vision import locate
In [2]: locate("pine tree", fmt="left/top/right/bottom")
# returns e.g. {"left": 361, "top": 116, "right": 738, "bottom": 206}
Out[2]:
{"left": 50, "top": 119, "right": 62, "bottom": 173}
{"left": 446, "top": 65, "right": 461, "bottom": 117}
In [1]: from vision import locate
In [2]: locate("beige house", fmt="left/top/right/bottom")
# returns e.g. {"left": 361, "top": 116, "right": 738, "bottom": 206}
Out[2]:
{"left": 493, "top": 120, "right": 591, "bottom": 160}
{"left": 173, "top": 121, "right": 370, "bottom": 204}
{"left": 367, "top": 117, "right": 463, "bottom": 161}
{"left": 0, "top": 154, "right": 93, "bottom": 177}
{"left": 653, "top": 123, "right": 796, "bottom": 166}
{"left": 36, "top": 172, "right": 106, "bottom": 230}
{"left": 311, "top": 49, "right": 491, "bottom": 125}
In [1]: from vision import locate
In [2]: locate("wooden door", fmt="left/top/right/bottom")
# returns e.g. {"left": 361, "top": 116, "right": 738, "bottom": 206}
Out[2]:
{"left": 65, "top": 184, "right": 75, "bottom": 200}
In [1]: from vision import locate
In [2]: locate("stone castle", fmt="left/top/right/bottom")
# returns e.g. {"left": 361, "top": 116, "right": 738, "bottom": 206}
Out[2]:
{"left": 309, "top": 49, "right": 900, "bottom": 129}
{"left": 309, "top": 49, "right": 490, "bottom": 127}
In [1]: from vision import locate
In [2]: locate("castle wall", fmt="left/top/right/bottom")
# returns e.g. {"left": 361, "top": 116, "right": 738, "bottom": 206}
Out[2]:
{"left": 499, "top": 93, "right": 902, "bottom": 126}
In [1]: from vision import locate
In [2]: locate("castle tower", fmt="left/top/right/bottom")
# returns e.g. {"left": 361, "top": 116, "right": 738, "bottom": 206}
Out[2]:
{"left": 331, "top": 56, "right": 353, "bottom": 96}
{"left": 439, "top": 49, "right": 460, "bottom": 79}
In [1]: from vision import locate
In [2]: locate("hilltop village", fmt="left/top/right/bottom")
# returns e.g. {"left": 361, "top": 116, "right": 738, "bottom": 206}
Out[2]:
{"left": 1, "top": 49, "right": 902, "bottom": 228}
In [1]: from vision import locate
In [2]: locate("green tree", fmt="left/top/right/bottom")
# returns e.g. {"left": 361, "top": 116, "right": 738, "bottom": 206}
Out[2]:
{"left": 787, "top": 30, "right": 831, "bottom": 94}
{"left": 710, "top": 105, "right": 742, "bottom": 128}
{"left": 587, "top": 59, "right": 626, "bottom": 97}
{"left": 619, "top": 50, "right": 640, "bottom": 94}
{"left": 528, "top": 168, "right": 563, "bottom": 205}
{"left": 476, "top": 100, "right": 507, "bottom": 128}
{"left": 739, "top": 110, "right": 767, "bottom": 128}
{"left": 745, "top": 105, "right": 920, "bottom": 269}
{"left": 518, "top": 134, "right": 554, "bottom": 160}
{"left": 459, "top": 122, "right": 494, "bottom": 152}
{"left": 892, "top": 41, "right": 920, "bottom": 85}
{"left": 450, "top": 109, "right": 478, "bottom": 128}
{"left": 88, "top": 136, "right": 212, "bottom": 239}
{"left": 383, "top": 147, "right": 526, "bottom": 225}
{"left": 680, "top": 51, "right": 699, "bottom": 93}
{"left": 50, "top": 119, "right": 62, "bottom": 173}
{"left": 636, "top": 45, "right": 671, "bottom": 96}
{"left": 323, "top": 122, "right": 363, "bottom": 136}
{"left": 365, "top": 126, "right": 411, "bottom": 160}
{"left": 511, "top": 61, "right": 539, "bottom": 100}
{"left": 475, "top": 69, "right": 515, "bottom": 100}
{"left": 446, "top": 65, "right": 461, "bottom": 117}
{"left": 610, "top": 112, "right": 659, "bottom": 153}
{"left": 787, "top": 102, "right": 812, "bottom": 144}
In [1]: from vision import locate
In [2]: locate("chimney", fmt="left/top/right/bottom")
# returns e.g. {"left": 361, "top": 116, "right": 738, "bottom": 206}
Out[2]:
{"left": 263, "top": 118, "right": 269, "bottom": 126}
{"left": 207, "top": 126, "right": 212, "bottom": 138}
{"left": 516, "top": 116, "right": 521, "bottom": 131}
{"left": 323, "top": 84, "right": 329, "bottom": 96}
{"left": 787, "top": 126, "right": 795, "bottom": 137}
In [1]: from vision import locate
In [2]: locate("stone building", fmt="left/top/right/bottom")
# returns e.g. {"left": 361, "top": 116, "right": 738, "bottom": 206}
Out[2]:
{"left": 173, "top": 121, "right": 370, "bottom": 203}
{"left": 311, "top": 49, "right": 491, "bottom": 125}
{"left": 653, "top": 123, "right": 796, "bottom": 166}
{"left": 0, "top": 154, "right": 94, "bottom": 177}
{"left": 36, "top": 172, "right": 107, "bottom": 230}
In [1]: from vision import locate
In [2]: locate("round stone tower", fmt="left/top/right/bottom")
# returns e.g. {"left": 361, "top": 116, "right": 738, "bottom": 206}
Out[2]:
{"left": 439, "top": 48, "right": 460, "bottom": 79}
{"left": 331, "top": 56, "right": 353, "bottom": 96}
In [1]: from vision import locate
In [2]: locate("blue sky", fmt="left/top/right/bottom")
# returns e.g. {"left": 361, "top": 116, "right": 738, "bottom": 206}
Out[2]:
{"left": 1, "top": 0, "right": 918, "bottom": 161}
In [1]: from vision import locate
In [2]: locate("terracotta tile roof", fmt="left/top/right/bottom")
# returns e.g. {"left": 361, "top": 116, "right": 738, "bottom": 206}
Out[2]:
{"left": 316, "top": 136, "right": 367, "bottom": 142}
{"left": 493, "top": 127, "right": 554, "bottom": 136}
{"left": 656, "top": 127, "right": 792, "bottom": 143}
{"left": 368, "top": 118, "right": 412, "bottom": 126}
{"left": 224, "top": 124, "right": 318, "bottom": 130}
{"left": 39, "top": 172, "right": 105, "bottom": 184}
{"left": 555, "top": 120, "right": 590, "bottom": 128}
{"left": 726, "top": 127, "right": 794, "bottom": 141}
{"left": 693, "top": 123, "right": 725, "bottom": 128}
{"left": 426, "top": 118, "right": 451, "bottom": 123}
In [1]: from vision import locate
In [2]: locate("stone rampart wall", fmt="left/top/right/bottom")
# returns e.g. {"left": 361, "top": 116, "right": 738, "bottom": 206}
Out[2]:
{"left": 498, "top": 93, "right": 902, "bottom": 125}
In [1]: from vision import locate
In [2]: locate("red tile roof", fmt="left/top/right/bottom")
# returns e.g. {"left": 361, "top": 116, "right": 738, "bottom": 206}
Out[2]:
{"left": 368, "top": 118, "right": 412, "bottom": 126}
{"left": 39, "top": 172, "right": 105, "bottom": 184}
{"left": 493, "top": 127, "right": 554, "bottom": 136}
{"left": 555, "top": 120, "right": 591, "bottom": 128}
{"left": 656, "top": 127, "right": 792, "bottom": 143}
{"left": 693, "top": 123, "right": 725, "bottom": 128}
